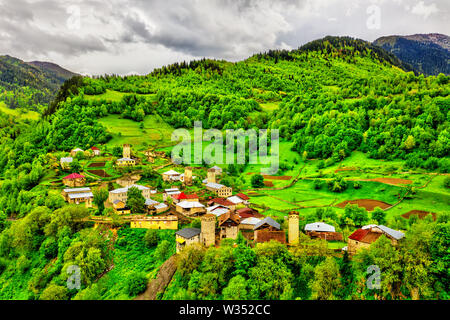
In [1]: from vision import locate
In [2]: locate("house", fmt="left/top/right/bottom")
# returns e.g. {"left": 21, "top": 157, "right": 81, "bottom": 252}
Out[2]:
{"left": 145, "top": 199, "right": 169, "bottom": 214}
{"left": 176, "top": 201, "right": 206, "bottom": 217}
{"left": 163, "top": 188, "right": 181, "bottom": 201}
{"left": 116, "top": 157, "right": 136, "bottom": 167}
{"left": 131, "top": 215, "right": 178, "bottom": 230}
{"left": 205, "top": 182, "right": 232, "bottom": 198}
{"left": 175, "top": 228, "right": 201, "bottom": 253}
{"left": 240, "top": 217, "right": 262, "bottom": 230}
{"left": 162, "top": 170, "right": 181, "bottom": 182}
{"left": 227, "top": 193, "right": 250, "bottom": 206}
{"left": 62, "top": 187, "right": 93, "bottom": 207}
{"left": 219, "top": 212, "right": 240, "bottom": 240}
{"left": 113, "top": 200, "right": 131, "bottom": 215}
{"left": 254, "top": 217, "right": 286, "bottom": 244}
{"left": 206, "top": 204, "right": 230, "bottom": 217}
{"left": 210, "top": 166, "right": 222, "bottom": 175}
{"left": 62, "top": 187, "right": 91, "bottom": 200}
{"left": 62, "top": 173, "right": 86, "bottom": 187}
{"left": 237, "top": 208, "right": 263, "bottom": 230}
{"left": 171, "top": 192, "right": 199, "bottom": 204}
{"left": 70, "top": 148, "right": 84, "bottom": 156}
{"left": 108, "top": 184, "right": 151, "bottom": 203}
{"left": 208, "top": 198, "right": 236, "bottom": 210}
{"left": 154, "top": 203, "right": 169, "bottom": 214}
{"left": 347, "top": 225, "right": 405, "bottom": 255}
{"left": 305, "top": 222, "right": 343, "bottom": 241}
{"left": 90, "top": 147, "right": 101, "bottom": 156}
{"left": 60, "top": 157, "right": 73, "bottom": 170}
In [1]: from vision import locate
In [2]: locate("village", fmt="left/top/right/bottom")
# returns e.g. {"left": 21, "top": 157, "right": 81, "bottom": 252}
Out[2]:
{"left": 58, "top": 143, "right": 406, "bottom": 257}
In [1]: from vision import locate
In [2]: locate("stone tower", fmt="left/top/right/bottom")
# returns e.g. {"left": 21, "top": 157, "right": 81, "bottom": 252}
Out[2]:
{"left": 201, "top": 214, "right": 216, "bottom": 247}
{"left": 288, "top": 211, "right": 299, "bottom": 245}
{"left": 207, "top": 168, "right": 216, "bottom": 184}
{"left": 184, "top": 167, "right": 193, "bottom": 186}
{"left": 123, "top": 144, "right": 131, "bottom": 158}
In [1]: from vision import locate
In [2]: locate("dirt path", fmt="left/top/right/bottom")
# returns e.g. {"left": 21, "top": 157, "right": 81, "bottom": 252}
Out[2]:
{"left": 135, "top": 255, "right": 178, "bottom": 300}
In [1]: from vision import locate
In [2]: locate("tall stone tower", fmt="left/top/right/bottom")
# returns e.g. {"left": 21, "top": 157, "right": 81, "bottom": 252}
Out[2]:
{"left": 123, "top": 144, "right": 131, "bottom": 158}
{"left": 207, "top": 168, "right": 216, "bottom": 184}
{"left": 201, "top": 214, "right": 216, "bottom": 247}
{"left": 184, "top": 167, "right": 193, "bottom": 186}
{"left": 288, "top": 211, "right": 299, "bottom": 245}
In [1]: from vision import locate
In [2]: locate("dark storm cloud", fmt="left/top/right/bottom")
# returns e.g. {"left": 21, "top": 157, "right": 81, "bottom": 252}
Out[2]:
{"left": 0, "top": 0, "right": 448, "bottom": 74}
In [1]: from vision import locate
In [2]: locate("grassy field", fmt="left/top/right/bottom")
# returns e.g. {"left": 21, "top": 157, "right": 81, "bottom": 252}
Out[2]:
{"left": 85, "top": 90, "right": 156, "bottom": 102}
{"left": 0, "top": 102, "right": 40, "bottom": 121}
{"left": 99, "top": 114, "right": 174, "bottom": 149}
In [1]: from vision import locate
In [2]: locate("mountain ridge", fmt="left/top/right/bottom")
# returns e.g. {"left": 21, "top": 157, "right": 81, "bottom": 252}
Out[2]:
{"left": 373, "top": 33, "right": 449, "bottom": 76}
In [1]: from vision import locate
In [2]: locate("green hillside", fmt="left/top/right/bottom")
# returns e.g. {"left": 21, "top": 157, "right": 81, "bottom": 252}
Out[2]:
{"left": 0, "top": 36, "right": 448, "bottom": 301}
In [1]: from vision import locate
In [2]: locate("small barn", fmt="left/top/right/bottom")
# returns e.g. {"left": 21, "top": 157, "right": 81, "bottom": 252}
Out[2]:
{"left": 254, "top": 217, "right": 286, "bottom": 244}
{"left": 62, "top": 173, "right": 86, "bottom": 187}
{"left": 219, "top": 212, "right": 240, "bottom": 240}
{"left": 175, "top": 228, "right": 201, "bottom": 253}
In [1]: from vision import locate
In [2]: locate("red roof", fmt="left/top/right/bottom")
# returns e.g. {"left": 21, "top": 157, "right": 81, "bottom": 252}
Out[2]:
{"left": 63, "top": 173, "right": 85, "bottom": 180}
{"left": 91, "top": 147, "right": 100, "bottom": 151}
{"left": 210, "top": 198, "right": 234, "bottom": 206}
{"left": 236, "top": 193, "right": 250, "bottom": 200}
{"left": 174, "top": 192, "right": 198, "bottom": 200}
{"left": 237, "top": 207, "right": 262, "bottom": 219}
{"left": 348, "top": 229, "right": 370, "bottom": 241}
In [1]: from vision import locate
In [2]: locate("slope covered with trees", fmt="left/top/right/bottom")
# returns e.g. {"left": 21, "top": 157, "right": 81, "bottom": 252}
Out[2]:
{"left": 0, "top": 36, "right": 448, "bottom": 300}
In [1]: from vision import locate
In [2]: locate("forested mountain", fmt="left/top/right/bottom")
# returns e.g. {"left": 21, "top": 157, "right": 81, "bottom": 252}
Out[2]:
{"left": 374, "top": 33, "right": 450, "bottom": 76}
{"left": 0, "top": 55, "right": 77, "bottom": 112}
{"left": 0, "top": 36, "right": 448, "bottom": 301}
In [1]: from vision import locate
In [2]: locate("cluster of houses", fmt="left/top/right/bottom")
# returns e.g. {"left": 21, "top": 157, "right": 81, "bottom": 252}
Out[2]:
{"left": 58, "top": 144, "right": 406, "bottom": 257}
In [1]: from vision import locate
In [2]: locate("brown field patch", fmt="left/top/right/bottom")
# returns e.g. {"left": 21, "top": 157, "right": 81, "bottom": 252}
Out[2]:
{"left": 401, "top": 210, "right": 436, "bottom": 220}
{"left": 88, "top": 162, "right": 106, "bottom": 168}
{"left": 263, "top": 181, "right": 274, "bottom": 187}
{"left": 88, "top": 169, "right": 112, "bottom": 178}
{"left": 262, "top": 175, "right": 292, "bottom": 180}
{"left": 371, "top": 177, "right": 412, "bottom": 185}
{"left": 335, "top": 199, "right": 392, "bottom": 211}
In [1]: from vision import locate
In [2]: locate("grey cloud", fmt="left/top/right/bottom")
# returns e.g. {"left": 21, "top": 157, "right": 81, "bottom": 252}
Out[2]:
{"left": 0, "top": 0, "right": 448, "bottom": 75}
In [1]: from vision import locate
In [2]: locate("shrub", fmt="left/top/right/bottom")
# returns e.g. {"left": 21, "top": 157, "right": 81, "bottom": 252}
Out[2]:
{"left": 313, "top": 179, "right": 323, "bottom": 190}
{"left": 126, "top": 272, "right": 148, "bottom": 296}
{"left": 144, "top": 229, "right": 158, "bottom": 248}
{"left": 444, "top": 176, "right": 450, "bottom": 189}
{"left": 16, "top": 255, "right": 31, "bottom": 274}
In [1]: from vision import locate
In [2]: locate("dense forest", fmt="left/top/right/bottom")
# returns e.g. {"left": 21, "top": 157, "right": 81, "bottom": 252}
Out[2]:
{"left": 0, "top": 36, "right": 448, "bottom": 300}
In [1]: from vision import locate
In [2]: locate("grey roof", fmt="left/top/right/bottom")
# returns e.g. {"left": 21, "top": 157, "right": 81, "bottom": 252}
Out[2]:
{"left": 177, "top": 201, "right": 204, "bottom": 209}
{"left": 254, "top": 217, "right": 280, "bottom": 230}
{"left": 206, "top": 182, "right": 225, "bottom": 190}
{"left": 175, "top": 228, "right": 201, "bottom": 239}
{"left": 68, "top": 192, "right": 93, "bottom": 199}
{"left": 63, "top": 187, "right": 91, "bottom": 193}
{"left": 154, "top": 203, "right": 168, "bottom": 210}
{"left": 163, "top": 170, "right": 181, "bottom": 175}
{"left": 241, "top": 217, "right": 262, "bottom": 225}
{"left": 305, "top": 222, "right": 336, "bottom": 233}
{"left": 145, "top": 199, "right": 159, "bottom": 206}
{"left": 61, "top": 157, "right": 73, "bottom": 163}
{"left": 377, "top": 225, "right": 405, "bottom": 240}
{"left": 110, "top": 184, "right": 149, "bottom": 194}
{"left": 211, "top": 166, "right": 222, "bottom": 171}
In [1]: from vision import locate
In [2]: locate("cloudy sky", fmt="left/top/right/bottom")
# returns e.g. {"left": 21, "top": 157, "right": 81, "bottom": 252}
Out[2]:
{"left": 0, "top": 0, "right": 448, "bottom": 75}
